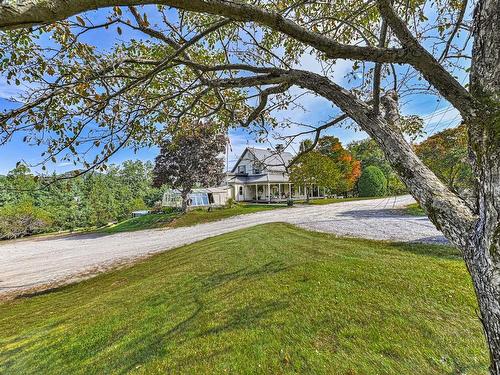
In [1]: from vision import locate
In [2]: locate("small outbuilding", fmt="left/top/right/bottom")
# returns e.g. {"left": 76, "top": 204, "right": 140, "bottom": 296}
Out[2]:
{"left": 162, "top": 187, "right": 230, "bottom": 208}
{"left": 131, "top": 210, "right": 150, "bottom": 218}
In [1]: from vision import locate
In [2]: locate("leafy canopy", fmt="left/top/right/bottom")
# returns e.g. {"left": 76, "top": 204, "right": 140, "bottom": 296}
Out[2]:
{"left": 153, "top": 121, "right": 227, "bottom": 205}
{"left": 0, "top": 0, "right": 470, "bottom": 174}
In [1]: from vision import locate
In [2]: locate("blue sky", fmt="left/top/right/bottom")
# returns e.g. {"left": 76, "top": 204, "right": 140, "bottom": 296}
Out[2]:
{"left": 0, "top": 7, "right": 465, "bottom": 175}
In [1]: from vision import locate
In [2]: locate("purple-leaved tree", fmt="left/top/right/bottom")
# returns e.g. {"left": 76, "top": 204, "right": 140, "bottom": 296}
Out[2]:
{"left": 153, "top": 122, "right": 226, "bottom": 211}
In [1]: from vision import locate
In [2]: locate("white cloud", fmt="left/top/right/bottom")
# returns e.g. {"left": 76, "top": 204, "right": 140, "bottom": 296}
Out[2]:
{"left": 0, "top": 80, "right": 24, "bottom": 101}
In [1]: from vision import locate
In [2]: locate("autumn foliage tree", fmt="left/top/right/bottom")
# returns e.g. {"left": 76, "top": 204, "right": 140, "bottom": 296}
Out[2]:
{"left": 415, "top": 124, "right": 473, "bottom": 195}
{"left": 317, "top": 136, "right": 361, "bottom": 193}
{"left": 153, "top": 122, "right": 227, "bottom": 211}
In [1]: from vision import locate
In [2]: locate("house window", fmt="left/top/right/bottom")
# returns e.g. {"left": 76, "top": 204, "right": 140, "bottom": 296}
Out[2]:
{"left": 239, "top": 186, "right": 243, "bottom": 195}
{"left": 237, "top": 165, "right": 246, "bottom": 174}
{"left": 253, "top": 167, "right": 261, "bottom": 174}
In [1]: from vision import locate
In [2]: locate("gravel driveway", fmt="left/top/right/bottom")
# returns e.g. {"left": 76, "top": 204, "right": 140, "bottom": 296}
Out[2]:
{"left": 0, "top": 195, "right": 447, "bottom": 298}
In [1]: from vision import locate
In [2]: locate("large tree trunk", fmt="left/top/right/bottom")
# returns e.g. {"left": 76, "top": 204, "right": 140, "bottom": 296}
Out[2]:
{"left": 467, "top": 0, "right": 500, "bottom": 371}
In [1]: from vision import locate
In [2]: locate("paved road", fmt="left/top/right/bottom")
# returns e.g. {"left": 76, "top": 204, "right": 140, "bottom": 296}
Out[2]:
{"left": 0, "top": 195, "right": 447, "bottom": 298}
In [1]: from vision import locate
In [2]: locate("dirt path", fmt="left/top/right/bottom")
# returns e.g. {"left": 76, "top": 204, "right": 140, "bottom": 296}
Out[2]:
{"left": 0, "top": 195, "right": 446, "bottom": 298}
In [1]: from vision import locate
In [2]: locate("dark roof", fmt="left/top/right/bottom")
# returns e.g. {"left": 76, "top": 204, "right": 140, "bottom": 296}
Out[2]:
{"left": 231, "top": 147, "right": 293, "bottom": 173}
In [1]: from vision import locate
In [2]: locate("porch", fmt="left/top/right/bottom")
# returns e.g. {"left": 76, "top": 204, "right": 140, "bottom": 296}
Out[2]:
{"left": 234, "top": 183, "right": 326, "bottom": 203}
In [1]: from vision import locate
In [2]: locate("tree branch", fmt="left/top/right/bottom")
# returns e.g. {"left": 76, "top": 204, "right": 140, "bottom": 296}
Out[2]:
{"left": 243, "top": 82, "right": 292, "bottom": 127}
{"left": 0, "top": 0, "right": 412, "bottom": 64}
{"left": 290, "top": 69, "right": 476, "bottom": 247}
{"left": 439, "top": 0, "right": 469, "bottom": 62}
{"left": 287, "top": 113, "right": 349, "bottom": 169}
{"left": 376, "top": 0, "right": 475, "bottom": 118}
{"left": 372, "top": 18, "right": 388, "bottom": 113}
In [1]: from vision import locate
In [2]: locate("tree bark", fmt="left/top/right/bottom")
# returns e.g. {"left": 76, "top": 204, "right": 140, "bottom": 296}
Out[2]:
{"left": 467, "top": 0, "right": 500, "bottom": 371}
{"left": 181, "top": 189, "right": 190, "bottom": 213}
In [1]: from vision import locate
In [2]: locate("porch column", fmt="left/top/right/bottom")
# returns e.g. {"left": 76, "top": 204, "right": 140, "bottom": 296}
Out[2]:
{"left": 289, "top": 183, "right": 292, "bottom": 198}
{"left": 267, "top": 183, "right": 271, "bottom": 202}
{"left": 255, "top": 184, "right": 258, "bottom": 201}
{"left": 278, "top": 184, "right": 281, "bottom": 199}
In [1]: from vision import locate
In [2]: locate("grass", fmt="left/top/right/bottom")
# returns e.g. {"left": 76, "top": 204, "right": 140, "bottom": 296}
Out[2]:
{"left": 167, "top": 203, "right": 286, "bottom": 229}
{"left": 99, "top": 212, "right": 179, "bottom": 234}
{"left": 101, "top": 203, "right": 286, "bottom": 234}
{"left": 0, "top": 223, "right": 488, "bottom": 374}
{"left": 405, "top": 202, "right": 427, "bottom": 216}
{"left": 297, "top": 196, "right": 375, "bottom": 205}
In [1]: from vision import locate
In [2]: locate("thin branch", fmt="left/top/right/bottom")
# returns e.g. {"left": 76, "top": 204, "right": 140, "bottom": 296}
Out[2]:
{"left": 439, "top": 0, "right": 468, "bottom": 62}
{"left": 377, "top": 0, "right": 475, "bottom": 118}
{"left": 372, "top": 17, "right": 389, "bottom": 113}
{"left": 287, "top": 113, "right": 349, "bottom": 169}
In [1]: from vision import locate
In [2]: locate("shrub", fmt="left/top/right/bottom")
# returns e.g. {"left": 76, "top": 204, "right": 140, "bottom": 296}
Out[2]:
{"left": 358, "top": 166, "right": 387, "bottom": 197}
{"left": 0, "top": 201, "right": 53, "bottom": 240}
{"left": 161, "top": 206, "right": 181, "bottom": 214}
{"left": 225, "top": 198, "right": 236, "bottom": 208}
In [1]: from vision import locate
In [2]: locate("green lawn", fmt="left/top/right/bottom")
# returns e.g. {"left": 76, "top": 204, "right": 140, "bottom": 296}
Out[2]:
{"left": 166, "top": 204, "right": 286, "bottom": 229}
{"left": 405, "top": 202, "right": 427, "bottom": 216}
{"left": 0, "top": 223, "right": 487, "bottom": 374}
{"left": 101, "top": 204, "right": 286, "bottom": 234}
{"left": 99, "top": 212, "right": 178, "bottom": 233}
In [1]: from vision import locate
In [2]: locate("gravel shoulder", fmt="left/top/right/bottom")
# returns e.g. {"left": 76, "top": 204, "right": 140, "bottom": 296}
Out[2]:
{"left": 0, "top": 195, "right": 446, "bottom": 299}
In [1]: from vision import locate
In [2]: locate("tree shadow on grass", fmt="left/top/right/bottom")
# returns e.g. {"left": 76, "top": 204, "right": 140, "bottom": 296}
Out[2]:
{"left": 201, "top": 260, "right": 290, "bottom": 290}
{"left": 114, "top": 261, "right": 291, "bottom": 373}
{"left": 337, "top": 208, "right": 410, "bottom": 219}
{"left": 388, "top": 241, "right": 461, "bottom": 259}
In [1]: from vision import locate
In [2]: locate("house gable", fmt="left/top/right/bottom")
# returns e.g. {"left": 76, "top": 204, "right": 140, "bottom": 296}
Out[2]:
{"left": 231, "top": 147, "right": 294, "bottom": 175}
{"left": 231, "top": 148, "right": 260, "bottom": 174}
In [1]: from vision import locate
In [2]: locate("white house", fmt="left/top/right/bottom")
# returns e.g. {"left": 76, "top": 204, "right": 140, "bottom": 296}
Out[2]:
{"left": 227, "top": 147, "right": 325, "bottom": 202}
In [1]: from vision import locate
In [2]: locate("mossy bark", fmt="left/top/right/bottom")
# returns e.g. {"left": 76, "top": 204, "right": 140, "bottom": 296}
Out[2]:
{"left": 466, "top": 0, "right": 500, "bottom": 372}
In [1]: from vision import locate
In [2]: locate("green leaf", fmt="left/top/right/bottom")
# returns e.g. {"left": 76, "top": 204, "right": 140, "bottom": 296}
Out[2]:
{"left": 76, "top": 16, "right": 86, "bottom": 26}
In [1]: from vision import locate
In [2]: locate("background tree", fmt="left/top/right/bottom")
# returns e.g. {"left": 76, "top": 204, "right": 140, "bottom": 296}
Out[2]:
{"left": 153, "top": 122, "right": 226, "bottom": 211}
{"left": 358, "top": 166, "right": 388, "bottom": 197}
{"left": 415, "top": 124, "right": 473, "bottom": 195}
{"left": 0, "top": 160, "right": 163, "bottom": 236}
{"left": 317, "top": 136, "right": 361, "bottom": 194}
{"left": 0, "top": 201, "right": 52, "bottom": 240}
{"left": 348, "top": 139, "right": 393, "bottom": 176}
{"left": 289, "top": 151, "right": 341, "bottom": 202}
{"left": 1, "top": 0, "right": 500, "bottom": 368}
{"left": 348, "top": 139, "right": 407, "bottom": 195}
